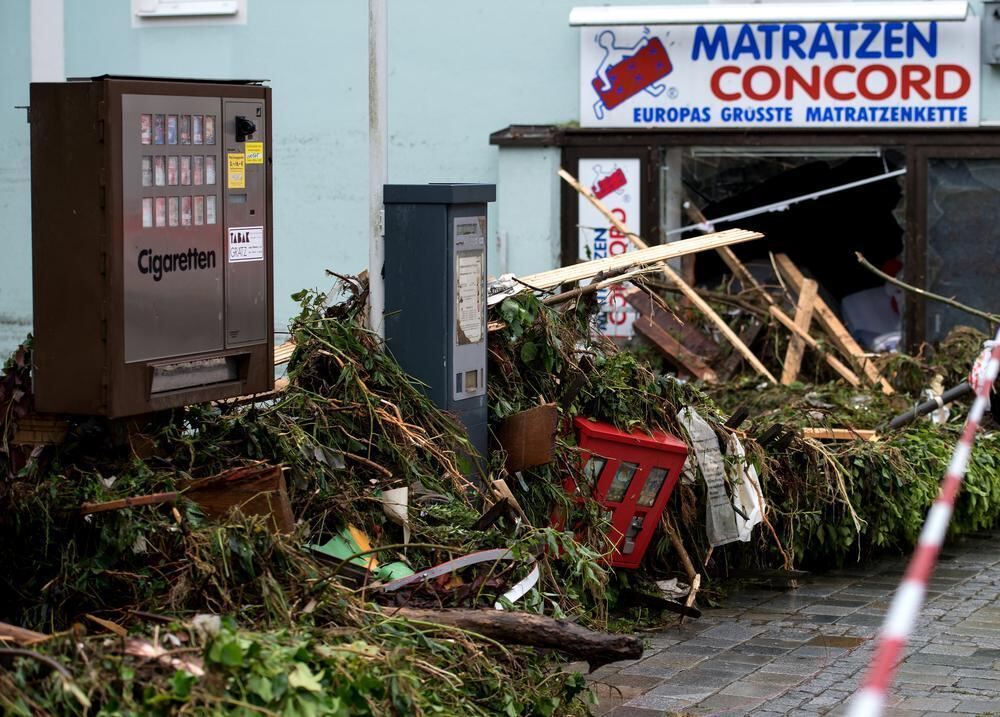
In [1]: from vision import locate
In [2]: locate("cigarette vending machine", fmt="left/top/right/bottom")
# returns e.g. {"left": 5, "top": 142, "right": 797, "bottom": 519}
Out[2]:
{"left": 30, "top": 76, "right": 273, "bottom": 417}
{"left": 382, "top": 184, "right": 495, "bottom": 458}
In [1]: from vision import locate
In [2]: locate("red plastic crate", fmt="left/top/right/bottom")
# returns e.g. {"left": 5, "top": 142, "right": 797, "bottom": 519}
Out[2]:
{"left": 562, "top": 417, "right": 688, "bottom": 569}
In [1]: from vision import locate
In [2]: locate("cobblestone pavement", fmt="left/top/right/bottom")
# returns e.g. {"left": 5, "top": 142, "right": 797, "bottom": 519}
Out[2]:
{"left": 589, "top": 533, "right": 1000, "bottom": 716}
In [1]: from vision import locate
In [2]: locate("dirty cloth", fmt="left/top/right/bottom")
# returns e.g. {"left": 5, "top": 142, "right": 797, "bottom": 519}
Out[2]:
{"left": 727, "top": 434, "right": 764, "bottom": 542}
{"left": 678, "top": 407, "right": 740, "bottom": 546}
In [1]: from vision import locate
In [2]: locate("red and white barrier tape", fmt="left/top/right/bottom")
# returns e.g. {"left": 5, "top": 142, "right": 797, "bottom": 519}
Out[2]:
{"left": 848, "top": 330, "right": 1000, "bottom": 717}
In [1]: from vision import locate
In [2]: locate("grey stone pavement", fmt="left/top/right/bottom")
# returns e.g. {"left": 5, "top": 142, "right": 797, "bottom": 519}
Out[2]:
{"left": 588, "top": 532, "right": 1000, "bottom": 716}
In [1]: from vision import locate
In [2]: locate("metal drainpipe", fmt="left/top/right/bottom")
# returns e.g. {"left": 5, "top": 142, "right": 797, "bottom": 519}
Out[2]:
{"left": 368, "top": 0, "right": 388, "bottom": 338}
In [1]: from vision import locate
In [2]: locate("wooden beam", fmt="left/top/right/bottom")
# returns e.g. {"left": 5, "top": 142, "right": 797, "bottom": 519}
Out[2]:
{"left": 712, "top": 244, "right": 859, "bottom": 386}
{"left": 624, "top": 289, "right": 719, "bottom": 359}
{"left": 773, "top": 253, "right": 894, "bottom": 395}
{"left": 633, "top": 316, "right": 719, "bottom": 382}
{"left": 801, "top": 427, "right": 878, "bottom": 442}
{"left": 717, "top": 246, "right": 775, "bottom": 305}
{"left": 682, "top": 196, "right": 774, "bottom": 305}
{"left": 559, "top": 169, "right": 777, "bottom": 384}
{"left": 769, "top": 306, "right": 861, "bottom": 387}
{"left": 781, "top": 278, "right": 818, "bottom": 385}
{"left": 12, "top": 415, "right": 69, "bottom": 446}
{"left": 716, "top": 320, "right": 765, "bottom": 382}
{"left": 0, "top": 622, "right": 48, "bottom": 646}
{"left": 80, "top": 491, "right": 179, "bottom": 515}
{"left": 517, "top": 226, "right": 763, "bottom": 294}
{"left": 274, "top": 341, "right": 295, "bottom": 365}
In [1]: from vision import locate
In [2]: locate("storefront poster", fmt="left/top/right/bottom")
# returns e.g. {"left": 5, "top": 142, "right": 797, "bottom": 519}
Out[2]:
{"left": 578, "top": 158, "right": 639, "bottom": 338}
{"left": 580, "top": 18, "right": 980, "bottom": 128}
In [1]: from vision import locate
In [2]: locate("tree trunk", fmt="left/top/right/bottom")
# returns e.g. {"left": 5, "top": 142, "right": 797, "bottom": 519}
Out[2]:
{"left": 388, "top": 607, "right": 642, "bottom": 670}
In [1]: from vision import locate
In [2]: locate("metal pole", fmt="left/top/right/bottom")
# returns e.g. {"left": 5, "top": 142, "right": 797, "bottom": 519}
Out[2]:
{"left": 368, "top": 0, "right": 388, "bottom": 338}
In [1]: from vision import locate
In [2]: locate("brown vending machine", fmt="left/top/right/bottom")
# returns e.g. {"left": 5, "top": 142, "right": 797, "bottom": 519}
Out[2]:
{"left": 30, "top": 76, "right": 273, "bottom": 417}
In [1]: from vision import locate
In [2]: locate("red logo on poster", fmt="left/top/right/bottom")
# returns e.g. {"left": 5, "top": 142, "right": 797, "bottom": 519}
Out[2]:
{"left": 592, "top": 168, "right": 628, "bottom": 199}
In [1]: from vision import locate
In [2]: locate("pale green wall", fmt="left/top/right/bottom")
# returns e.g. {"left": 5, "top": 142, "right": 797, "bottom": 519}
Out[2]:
{"left": 2, "top": 0, "right": 1000, "bottom": 356}
{"left": 0, "top": 2, "right": 31, "bottom": 353}
{"left": 497, "top": 147, "right": 562, "bottom": 277}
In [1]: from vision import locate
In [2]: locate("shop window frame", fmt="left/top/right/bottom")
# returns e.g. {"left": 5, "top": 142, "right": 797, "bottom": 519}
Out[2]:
{"left": 541, "top": 128, "right": 1000, "bottom": 350}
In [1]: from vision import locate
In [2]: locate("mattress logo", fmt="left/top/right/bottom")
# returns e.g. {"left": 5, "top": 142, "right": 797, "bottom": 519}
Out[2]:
{"left": 590, "top": 30, "right": 673, "bottom": 120}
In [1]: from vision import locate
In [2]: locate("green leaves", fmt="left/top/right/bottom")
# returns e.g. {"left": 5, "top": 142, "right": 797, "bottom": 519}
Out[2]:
{"left": 288, "top": 663, "right": 324, "bottom": 693}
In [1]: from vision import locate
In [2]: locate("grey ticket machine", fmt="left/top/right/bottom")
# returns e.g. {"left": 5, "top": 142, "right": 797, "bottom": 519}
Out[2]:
{"left": 383, "top": 184, "right": 495, "bottom": 459}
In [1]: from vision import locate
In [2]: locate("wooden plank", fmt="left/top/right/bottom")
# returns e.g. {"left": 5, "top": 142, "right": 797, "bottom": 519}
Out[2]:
{"left": 184, "top": 464, "right": 295, "bottom": 534}
{"left": 781, "top": 278, "right": 818, "bottom": 385}
{"left": 222, "top": 377, "right": 289, "bottom": 407}
{"left": 274, "top": 341, "right": 295, "bottom": 365}
{"left": 528, "top": 174, "right": 764, "bottom": 293}
{"left": 709, "top": 246, "right": 866, "bottom": 389}
{"left": 717, "top": 246, "right": 775, "bottom": 305}
{"left": 12, "top": 415, "right": 69, "bottom": 446}
{"left": 559, "top": 169, "right": 777, "bottom": 384}
{"left": 0, "top": 622, "right": 48, "bottom": 646}
{"left": 80, "top": 491, "right": 179, "bottom": 515}
{"left": 682, "top": 196, "right": 774, "bottom": 305}
{"left": 716, "top": 319, "right": 764, "bottom": 382}
{"left": 769, "top": 305, "right": 862, "bottom": 387}
{"left": 624, "top": 289, "right": 720, "bottom": 359}
{"left": 773, "top": 253, "right": 894, "bottom": 395}
{"left": 517, "top": 226, "right": 763, "bottom": 293}
{"left": 80, "top": 464, "right": 294, "bottom": 534}
{"left": 801, "top": 427, "right": 878, "bottom": 442}
{"left": 633, "top": 316, "right": 718, "bottom": 382}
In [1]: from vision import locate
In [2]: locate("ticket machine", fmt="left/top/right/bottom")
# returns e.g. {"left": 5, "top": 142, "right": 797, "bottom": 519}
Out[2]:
{"left": 382, "top": 184, "right": 495, "bottom": 457}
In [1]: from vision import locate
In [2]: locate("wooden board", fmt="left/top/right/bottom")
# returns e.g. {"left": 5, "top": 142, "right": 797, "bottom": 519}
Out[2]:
{"left": 184, "top": 464, "right": 295, "bottom": 534}
{"left": 519, "top": 227, "right": 764, "bottom": 292}
{"left": 274, "top": 341, "right": 295, "bottom": 365}
{"left": 801, "top": 427, "right": 878, "bottom": 442}
{"left": 768, "top": 306, "right": 861, "bottom": 387}
{"left": 716, "top": 320, "right": 765, "bottom": 382}
{"left": 624, "top": 289, "right": 720, "bottom": 359}
{"left": 773, "top": 254, "right": 893, "bottom": 395}
{"left": 559, "top": 169, "right": 775, "bottom": 383}
{"left": 633, "top": 316, "right": 718, "bottom": 382}
{"left": 781, "top": 278, "right": 818, "bottom": 385}
{"left": 12, "top": 414, "right": 69, "bottom": 446}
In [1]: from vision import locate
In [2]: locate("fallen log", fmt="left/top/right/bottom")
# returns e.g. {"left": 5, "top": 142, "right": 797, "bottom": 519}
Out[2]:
{"left": 0, "top": 621, "right": 48, "bottom": 646}
{"left": 389, "top": 607, "right": 643, "bottom": 670}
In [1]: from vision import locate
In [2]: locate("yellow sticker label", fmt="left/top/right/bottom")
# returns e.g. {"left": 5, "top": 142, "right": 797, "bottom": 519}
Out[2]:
{"left": 244, "top": 141, "right": 264, "bottom": 164}
{"left": 227, "top": 153, "right": 245, "bottom": 189}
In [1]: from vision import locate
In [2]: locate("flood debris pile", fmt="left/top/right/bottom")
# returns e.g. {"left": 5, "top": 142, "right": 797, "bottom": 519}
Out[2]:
{"left": 487, "top": 287, "right": 1000, "bottom": 577}
{"left": 0, "top": 282, "right": 606, "bottom": 716}
{"left": 1, "top": 251, "right": 999, "bottom": 715}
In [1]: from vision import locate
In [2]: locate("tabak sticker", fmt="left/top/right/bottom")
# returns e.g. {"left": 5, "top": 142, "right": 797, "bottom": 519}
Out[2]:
{"left": 228, "top": 226, "right": 264, "bottom": 263}
{"left": 578, "top": 158, "right": 639, "bottom": 339}
{"left": 581, "top": 18, "right": 980, "bottom": 128}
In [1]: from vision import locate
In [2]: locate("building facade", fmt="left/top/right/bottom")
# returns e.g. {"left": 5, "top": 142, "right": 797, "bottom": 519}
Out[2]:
{"left": 3, "top": 1, "right": 1000, "bottom": 356}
